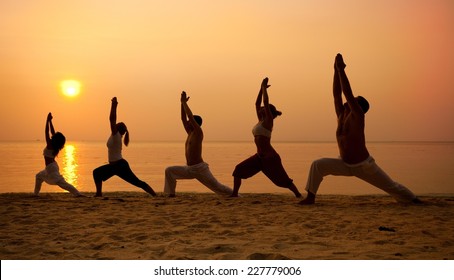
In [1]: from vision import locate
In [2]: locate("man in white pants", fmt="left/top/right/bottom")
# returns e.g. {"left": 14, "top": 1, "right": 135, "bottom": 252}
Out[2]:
{"left": 299, "top": 54, "right": 421, "bottom": 205}
{"left": 164, "top": 91, "right": 232, "bottom": 197}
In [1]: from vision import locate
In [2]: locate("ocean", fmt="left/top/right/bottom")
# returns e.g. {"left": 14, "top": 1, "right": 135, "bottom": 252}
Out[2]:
{"left": 1, "top": 141, "right": 453, "bottom": 195}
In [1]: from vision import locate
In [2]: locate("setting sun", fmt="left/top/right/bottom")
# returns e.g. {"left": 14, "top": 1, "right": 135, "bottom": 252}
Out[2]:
{"left": 60, "top": 80, "right": 81, "bottom": 97}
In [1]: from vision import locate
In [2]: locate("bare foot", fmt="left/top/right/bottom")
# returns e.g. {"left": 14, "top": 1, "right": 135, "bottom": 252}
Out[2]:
{"left": 298, "top": 198, "right": 315, "bottom": 205}
{"left": 298, "top": 192, "right": 315, "bottom": 205}
{"left": 287, "top": 184, "right": 302, "bottom": 198}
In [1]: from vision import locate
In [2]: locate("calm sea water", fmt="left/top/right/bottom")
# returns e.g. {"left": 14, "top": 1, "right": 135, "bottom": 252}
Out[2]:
{"left": 1, "top": 141, "right": 453, "bottom": 195}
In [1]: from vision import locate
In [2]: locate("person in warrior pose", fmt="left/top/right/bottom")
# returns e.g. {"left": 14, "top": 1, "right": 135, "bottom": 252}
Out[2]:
{"left": 231, "top": 77, "right": 302, "bottom": 198}
{"left": 164, "top": 91, "right": 233, "bottom": 197}
{"left": 300, "top": 54, "right": 421, "bottom": 205}
{"left": 93, "top": 97, "right": 156, "bottom": 197}
{"left": 35, "top": 113, "right": 83, "bottom": 197}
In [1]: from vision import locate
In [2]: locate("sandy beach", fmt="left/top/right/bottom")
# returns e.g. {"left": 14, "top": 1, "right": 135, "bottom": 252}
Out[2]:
{"left": 0, "top": 192, "right": 453, "bottom": 260}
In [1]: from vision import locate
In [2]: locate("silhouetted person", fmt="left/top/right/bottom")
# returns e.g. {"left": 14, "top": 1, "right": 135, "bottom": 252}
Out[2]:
{"left": 232, "top": 78, "right": 302, "bottom": 197}
{"left": 300, "top": 54, "right": 421, "bottom": 205}
{"left": 35, "top": 113, "right": 83, "bottom": 197}
{"left": 93, "top": 97, "right": 156, "bottom": 197}
{"left": 164, "top": 91, "right": 232, "bottom": 197}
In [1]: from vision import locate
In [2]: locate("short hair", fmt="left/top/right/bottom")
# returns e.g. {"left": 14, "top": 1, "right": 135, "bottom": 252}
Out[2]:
{"left": 194, "top": 115, "right": 203, "bottom": 126}
{"left": 357, "top": 96, "right": 370, "bottom": 113}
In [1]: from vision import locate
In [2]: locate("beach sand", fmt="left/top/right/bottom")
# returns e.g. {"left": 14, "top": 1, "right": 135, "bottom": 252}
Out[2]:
{"left": 0, "top": 192, "right": 453, "bottom": 260}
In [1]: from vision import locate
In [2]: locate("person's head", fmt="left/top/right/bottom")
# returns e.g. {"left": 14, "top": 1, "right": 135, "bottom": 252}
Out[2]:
{"left": 193, "top": 115, "right": 203, "bottom": 126}
{"left": 50, "top": 132, "right": 66, "bottom": 156}
{"left": 343, "top": 96, "right": 370, "bottom": 114}
{"left": 269, "top": 104, "right": 282, "bottom": 119}
{"left": 356, "top": 96, "right": 369, "bottom": 113}
{"left": 259, "top": 104, "right": 282, "bottom": 120}
{"left": 116, "top": 122, "right": 130, "bottom": 146}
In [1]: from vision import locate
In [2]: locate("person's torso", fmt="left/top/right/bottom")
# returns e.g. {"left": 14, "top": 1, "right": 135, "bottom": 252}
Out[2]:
{"left": 107, "top": 132, "right": 123, "bottom": 162}
{"left": 253, "top": 122, "right": 275, "bottom": 157}
{"left": 43, "top": 147, "right": 56, "bottom": 165}
{"left": 336, "top": 112, "right": 369, "bottom": 164}
{"left": 185, "top": 129, "right": 204, "bottom": 166}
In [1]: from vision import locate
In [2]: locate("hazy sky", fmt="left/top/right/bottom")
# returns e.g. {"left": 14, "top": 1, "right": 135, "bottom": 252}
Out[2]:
{"left": 1, "top": 0, "right": 453, "bottom": 142}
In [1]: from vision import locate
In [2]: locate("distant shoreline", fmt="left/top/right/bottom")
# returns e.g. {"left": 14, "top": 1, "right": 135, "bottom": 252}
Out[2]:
{"left": 1, "top": 140, "right": 454, "bottom": 144}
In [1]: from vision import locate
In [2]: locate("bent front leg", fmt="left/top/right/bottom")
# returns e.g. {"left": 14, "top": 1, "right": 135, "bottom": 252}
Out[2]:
{"left": 305, "top": 158, "right": 352, "bottom": 195}
{"left": 164, "top": 166, "right": 193, "bottom": 196}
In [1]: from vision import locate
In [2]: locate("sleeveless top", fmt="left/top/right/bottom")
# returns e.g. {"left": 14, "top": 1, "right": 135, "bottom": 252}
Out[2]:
{"left": 107, "top": 132, "right": 123, "bottom": 162}
{"left": 252, "top": 122, "right": 272, "bottom": 138}
{"left": 43, "top": 147, "right": 55, "bottom": 158}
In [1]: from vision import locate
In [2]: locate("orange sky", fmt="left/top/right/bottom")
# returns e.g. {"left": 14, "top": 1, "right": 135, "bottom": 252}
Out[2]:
{"left": 1, "top": 0, "right": 453, "bottom": 142}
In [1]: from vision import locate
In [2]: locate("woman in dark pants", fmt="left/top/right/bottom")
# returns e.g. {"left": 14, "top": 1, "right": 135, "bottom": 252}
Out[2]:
{"left": 231, "top": 78, "right": 301, "bottom": 198}
{"left": 93, "top": 97, "right": 156, "bottom": 197}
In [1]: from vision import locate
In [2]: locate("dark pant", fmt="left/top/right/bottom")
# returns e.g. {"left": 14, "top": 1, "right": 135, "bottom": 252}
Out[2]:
{"left": 232, "top": 152, "right": 293, "bottom": 188}
{"left": 93, "top": 159, "right": 154, "bottom": 194}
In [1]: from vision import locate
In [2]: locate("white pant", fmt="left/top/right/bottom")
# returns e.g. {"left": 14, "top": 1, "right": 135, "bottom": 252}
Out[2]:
{"left": 164, "top": 162, "right": 232, "bottom": 196}
{"left": 306, "top": 156, "right": 416, "bottom": 202}
{"left": 35, "top": 162, "right": 81, "bottom": 196}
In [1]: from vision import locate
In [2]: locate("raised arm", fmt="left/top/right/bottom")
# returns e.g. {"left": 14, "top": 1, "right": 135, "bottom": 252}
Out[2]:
{"left": 256, "top": 77, "right": 272, "bottom": 118}
{"left": 45, "top": 112, "right": 54, "bottom": 145}
{"left": 262, "top": 78, "right": 270, "bottom": 106}
{"left": 48, "top": 113, "right": 56, "bottom": 135}
{"left": 335, "top": 54, "right": 363, "bottom": 115}
{"left": 255, "top": 83, "right": 263, "bottom": 119}
{"left": 110, "top": 97, "right": 118, "bottom": 135}
{"left": 333, "top": 59, "right": 344, "bottom": 118}
{"left": 181, "top": 91, "right": 201, "bottom": 132}
{"left": 260, "top": 77, "right": 273, "bottom": 129}
{"left": 180, "top": 91, "right": 191, "bottom": 133}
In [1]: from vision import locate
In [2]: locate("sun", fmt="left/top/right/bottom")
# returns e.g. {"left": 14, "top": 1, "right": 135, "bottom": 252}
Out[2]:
{"left": 60, "top": 80, "right": 81, "bottom": 97}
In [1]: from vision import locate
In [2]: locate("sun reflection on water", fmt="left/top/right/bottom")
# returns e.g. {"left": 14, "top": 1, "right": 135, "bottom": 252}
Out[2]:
{"left": 62, "top": 144, "right": 78, "bottom": 188}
